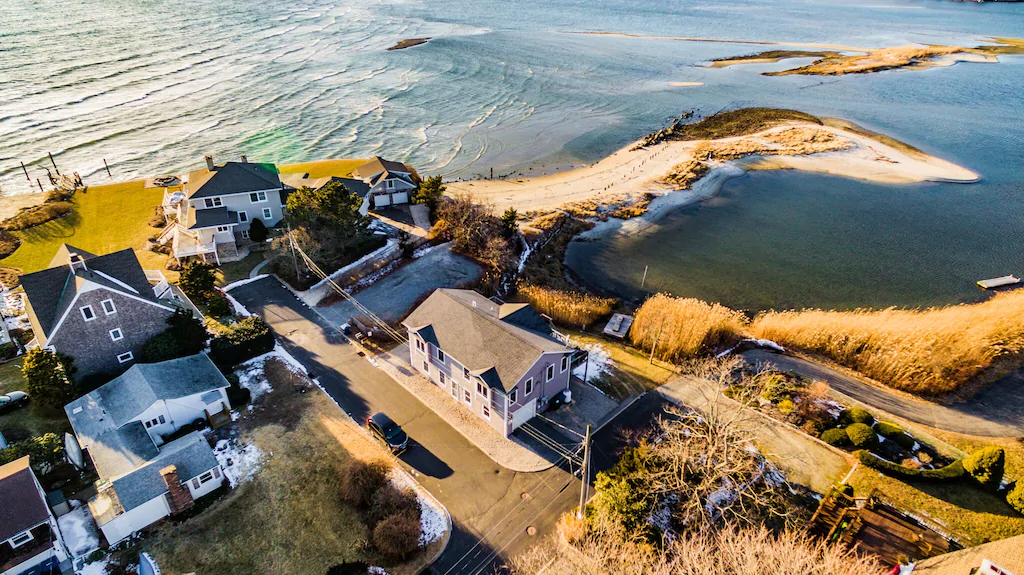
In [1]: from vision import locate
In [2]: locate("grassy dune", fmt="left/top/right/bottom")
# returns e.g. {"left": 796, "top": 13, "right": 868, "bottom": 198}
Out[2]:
{"left": 751, "top": 290, "right": 1024, "bottom": 397}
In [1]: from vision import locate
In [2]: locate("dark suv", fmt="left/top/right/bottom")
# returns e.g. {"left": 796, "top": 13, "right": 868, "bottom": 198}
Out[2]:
{"left": 366, "top": 412, "right": 409, "bottom": 453}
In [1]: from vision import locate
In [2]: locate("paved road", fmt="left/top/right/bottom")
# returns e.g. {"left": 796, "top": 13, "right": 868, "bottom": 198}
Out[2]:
{"left": 742, "top": 349, "right": 1024, "bottom": 438}
{"left": 229, "top": 277, "right": 660, "bottom": 574}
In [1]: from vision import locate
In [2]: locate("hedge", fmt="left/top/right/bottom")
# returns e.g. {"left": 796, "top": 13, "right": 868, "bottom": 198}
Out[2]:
{"left": 820, "top": 428, "right": 849, "bottom": 447}
{"left": 857, "top": 450, "right": 966, "bottom": 482}
{"left": 840, "top": 407, "right": 875, "bottom": 426}
{"left": 1007, "top": 482, "right": 1024, "bottom": 514}
{"left": 0, "top": 433, "right": 64, "bottom": 472}
{"left": 845, "top": 423, "right": 878, "bottom": 449}
{"left": 209, "top": 316, "right": 275, "bottom": 367}
{"left": 874, "top": 421, "right": 916, "bottom": 450}
{"left": 963, "top": 447, "right": 1005, "bottom": 489}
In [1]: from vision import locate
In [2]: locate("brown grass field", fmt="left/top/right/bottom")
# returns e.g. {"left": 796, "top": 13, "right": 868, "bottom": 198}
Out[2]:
{"left": 517, "top": 284, "right": 615, "bottom": 330}
{"left": 629, "top": 294, "right": 746, "bottom": 362}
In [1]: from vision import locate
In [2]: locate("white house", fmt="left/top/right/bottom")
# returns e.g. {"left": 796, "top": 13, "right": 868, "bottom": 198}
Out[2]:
{"left": 0, "top": 457, "right": 70, "bottom": 575}
{"left": 351, "top": 157, "right": 417, "bottom": 209}
{"left": 64, "top": 354, "right": 231, "bottom": 544}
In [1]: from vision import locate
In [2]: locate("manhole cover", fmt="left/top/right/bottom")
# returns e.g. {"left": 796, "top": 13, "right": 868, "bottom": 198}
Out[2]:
{"left": 527, "top": 526, "right": 537, "bottom": 536}
{"left": 521, "top": 492, "right": 531, "bottom": 501}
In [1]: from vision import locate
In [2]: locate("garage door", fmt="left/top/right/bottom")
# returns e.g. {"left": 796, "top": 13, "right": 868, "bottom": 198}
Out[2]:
{"left": 374, "top": 193, "right": 391, "bottom": 207}
{"left": 391, "top": 192, "right": 409, "bottom": 204}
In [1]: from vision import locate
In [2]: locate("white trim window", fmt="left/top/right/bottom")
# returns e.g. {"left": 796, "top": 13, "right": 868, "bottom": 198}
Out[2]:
{"left": 117, "top": 351, "right": 134, "bottom": 364}
{"left": 450, "top": 381, "right": 458, "bottom": 398}
{"left": 192, "top": 469, "right": 215, "bottom": 489}
{"left": 262, "top": 208, "right": 273, "bottom": 220}
{"left": 463, "top": 388, "right": 472, "bottom": 405}
{"left": 249, "top": 191, "right": 267, "bottom": 203}
{"left": 109, "top": 328, "right": 123, "bottom": 341}
{"left": 422, "top": 361, "right": 429, "bottom": 372}
{"left": 436, "top": 348, "right": 445, "bottom": 362}
{"left": 476, "top": 381, "right": 487, "bottom": 398}
{"left": 216, "top": 225, "right": 230, "bottom": 233}
{"left": 238, "top": 211, "right": 248, "bottom": 223}
{"left": 509, "top": 388, "right": 518, "bottom": 404}
{"left": 416, "top": 338, "right": 425, "bottom": 353}
{"left": 463, "top": 367, "right": 471, "bottom": 380}
{"left": 439, "top": 371, "right": 447, "bottom": 386}
{"left": 524, "top": 378, "right": 533, "bottom": 396}
{"left": 8, "top": 530, "right": 33, "bottom": 548}
{"left": 240, "top": 230, "right": 251, "bottom": 240}
{"left": 204, "top": 197, "right": 223, "bottom": 208}
{"left": 561, "top": 356, "right": 569, "bottom": 372}
{"left": 546, "top": 365, "right": 554, "bottom": 382}
{"left": 80, "top": 305, "right": 96, "bottom": 321}
{"left": 387, "top": 179, "right": 395, "bottom": 189}
{"left": 482, "top": 402, "right": 490, "bottom": 419}
{"left": 101, "top": 299, "right": 116, "bottom": 315}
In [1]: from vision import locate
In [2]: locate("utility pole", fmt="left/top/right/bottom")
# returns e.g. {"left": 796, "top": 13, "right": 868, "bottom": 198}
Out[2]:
{"left": 577, "top": 424, "right": 592, "bottom": 518}
{"left": 640, "top": 264, "right": 649, "bottom": 290}
{"left": 287, "top": 224, "right": 300, "bottom": 284}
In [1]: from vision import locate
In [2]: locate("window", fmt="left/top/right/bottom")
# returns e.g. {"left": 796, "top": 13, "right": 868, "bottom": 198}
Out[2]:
{"left": 450, "top": 382, "right": 458, "bottom": 398}
{"left": 144, "top": 420, "right": 152, "bottom": 428}
{"left": 238, "top": 211, "right": 248, "bottom": 223}
{"left": 561, "top": 356, "right": 569, "bottom": 372}
{"left": 422, "top": 361, "right": 428, "bottom": 372}
{"left": 204, "top": 197, "right": 222, "bottom": 208}
{"left": 212, "top": 467, "right": 221, "bottom": 479}
{"left": 524, "top": 378, "right": 533, "bottom": 396}
{"left": 240, "top": 230, "right": 251, "bottom": 240}
{"left": 546, "top": 365, "right": 554, "bottom": 382}
{"left": 109, "top": 328, "right": 123, "bottom": 341}
{"left": 509, "top": 388, "right": 518, "bottom": 404}
{"left": 464, "top": 388, "right": 472, "bottom": 405}
{"left": 101, "top": 298, "right": 116, "bottom": 315}
{"left": 387, "top": 179, "right": 395, "bottom": 189}
{"left": 262, "top": 208, "right": 273, "bottom": 220}
{"left": 482, "top": 403, "right": 490, "bottom": 419}
{"left": 463, "top": 367, "right": 471, "bottom": 380}
{"left": 9, "top": 530, "right": 33, "bottom": 548}
{"left": 159, "top": 415, "right": 166, "bottom": 424}
{"left": 249, "top": 191, "right": 267, "bottom": 203}
{"left": 198, "top": 470, "right": 214, "bottom": 484}
{"left": 80, "top": 305, "right": 95, "bottom": 321}
{"left": 476, "top": 381, "right": 487, "bottom": 397}
{"left": 439, "top": 371, "right": 446, "bottom": 386}
{"left": 416, "top": 338, "right": 425, "bottom": 352}
{"left": 117, "top": 351, "right": 134, "bottom": 364}
{"left": 150, "top": 418, "right": 159, "bottom": 427}
{"left": 436, "top": 348, "right": 445, "bottom": 362}
{"left": 216, "top": 225, "right": 230, "bottom": 233}
{"left": 192, "top": 478, "right": 200, "bottom": 489}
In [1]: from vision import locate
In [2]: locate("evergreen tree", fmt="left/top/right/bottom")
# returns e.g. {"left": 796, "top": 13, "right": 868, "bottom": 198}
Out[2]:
{"left": 21, "top": 349, "right": 77, "bottom": 408}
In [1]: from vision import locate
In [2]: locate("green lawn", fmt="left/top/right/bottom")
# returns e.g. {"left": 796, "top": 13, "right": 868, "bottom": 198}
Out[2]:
{"left": 1, "top": 179, "right": 167, "bottom": 276}
{"left": 278, "top": 158, "right": 368, "bottom": 179}
{"left": 0, "top": 359, "right": 71, "bottom": 440}
{"left": 214, "top": 252, "right": 271, "bottom": 287}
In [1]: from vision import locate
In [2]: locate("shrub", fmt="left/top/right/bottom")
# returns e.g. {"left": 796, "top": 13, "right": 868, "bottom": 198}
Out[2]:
{"left": 22, "top": 348, "right": 77, "bottom": 408}
{"left": 369, "top": 483, "right": 421, "bottom": 526}
{"left": 839, "top": 407, "right": 875, "bottom": 426}
{"left": 0, "top": 433, "right": 64, "bottom": 472}
{"left": 758, "top": 373, "right": 793, "bottom": 402}
{"left": 1007, "top": 482, "right": 1024, "bottom": 514}
{"left": 248, "top": 218, "right": 268, "bottom": 243}
{"left": 0, "top": 201, "right": 73, "bottom": 231}
{"left": 963, "top": 447, "right": 1005, "bottom": 489}
{"left": 206, "top": 293, "right": 233, "bottom": 318}
{"left": 340, "top": 460, "right": 390, "bottom": 509}
{"left": 0, "top": 231, "right": 21, "bottom": 258}
{"left": 226, "top": 384, "right": 251, "bottom": 408}
{"left": 874, "top": 421, "right": 916, "bottom": 450}
{"left": 856, "top": 450, "right": 966, "bottom": 482}
{"left": 777, "top": 399, "right": 795, "bottom": 414}
{"left": 139, "top": 309, "right": 208, "bottom": 363}
{"left": 0, "top": 342, "right": 17, "bottom": 361}
{"left": 820, "top": 428, "right": 849, "bottom": 447}
{"left": 178, "top": 261, "right": 217, "bottom": 303}
{"left": 208, "top": 316, "right": 275, "bottom": 367}
{"left": 372, "top": 513, "right": 421, "bottom": 562}
{"left": 517, "top": 284, "right": 615, "bottom": 329}
{"left": 845, "top": 423, "right": 878, "bottom": 449}
{"left": 629, "top": 293, "right": 746, "bottom": 362}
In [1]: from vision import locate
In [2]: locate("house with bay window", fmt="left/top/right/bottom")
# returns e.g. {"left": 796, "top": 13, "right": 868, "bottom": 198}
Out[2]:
{"left": 402, "top": 289, "right": 575, "bottom": 437}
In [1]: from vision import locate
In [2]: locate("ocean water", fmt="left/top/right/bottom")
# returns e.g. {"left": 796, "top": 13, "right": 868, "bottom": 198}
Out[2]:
{"left": 2, "top": 0, "right": 1023, "bottom": 309}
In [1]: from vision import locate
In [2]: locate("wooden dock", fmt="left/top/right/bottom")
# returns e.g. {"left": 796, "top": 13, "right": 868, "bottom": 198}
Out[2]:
{"left": 977, "top": 275, "right": 1021, "bottom": 290}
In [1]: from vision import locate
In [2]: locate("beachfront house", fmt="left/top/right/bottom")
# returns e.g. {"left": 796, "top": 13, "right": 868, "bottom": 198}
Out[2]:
{"left": 351, "top": 156, "right": 417, "bottom": 209}
{"left": 64, "top": 354, "right": 230, "bottom": 544}
{"left": 402, "top": 289, "right": 575, "bottom": 437}
{"left": 160, "top": 155, "right": 293, "bottom": 264}
{"left": 278, "top": 174, "right": 372, "bottom": 215}
{"left": 19, "top": 244, "right": 178, "bottom": 380}
{"left": 0, "top": 457, "right": 71, "bottom": 575}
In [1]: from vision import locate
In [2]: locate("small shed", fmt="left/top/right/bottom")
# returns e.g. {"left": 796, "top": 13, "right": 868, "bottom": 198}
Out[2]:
{"left": 603, "top": 313, "right": 633, "bottom": 339}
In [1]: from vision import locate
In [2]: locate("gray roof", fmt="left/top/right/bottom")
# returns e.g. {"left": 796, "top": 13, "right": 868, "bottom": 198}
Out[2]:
{"left": 402, "top": 289, "right": 570, "bottom": 392}
{"left": 110, "top": 432, "right": 218, "bottom": 512}
{"left": 20, "top": 245, "right": 159, "bottom": 341}
{"left": 352, "top": 156, "right": 411, "bottom": 180}
{"left": 186, "top": 206, "right": 237, "bottom": 230}
{"left": 0, "top": 457, "right": 50, "bottom": 541}
{"left": 371, "top": 170, "right": 414, "bottom": 187}
{"left": 278, "top": 175, "right": 371, "bottom": 200}
{"left": 186, "top": 161, "right": 291, "bottom": 199}
{"left": 66, "top": 354, "right": 231, "bottom": 445}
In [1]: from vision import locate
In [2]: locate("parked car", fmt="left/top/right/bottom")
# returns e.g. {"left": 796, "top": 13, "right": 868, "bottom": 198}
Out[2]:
{"left": 366, "top": 411, "right": 408, "bottom": 453}
{"left": 0, "top": 391, "right": 29, "bottom": 414}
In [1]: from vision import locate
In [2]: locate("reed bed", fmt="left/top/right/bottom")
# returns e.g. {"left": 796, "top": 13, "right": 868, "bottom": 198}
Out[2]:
{"left": 629, "top": 294, "right": 746, "bottom": 362}
{"left": 751, "top": 290, "right": 1024, "bottom": 396}
{"left": 517, "top": 284, "right": 615, "bottom": 330}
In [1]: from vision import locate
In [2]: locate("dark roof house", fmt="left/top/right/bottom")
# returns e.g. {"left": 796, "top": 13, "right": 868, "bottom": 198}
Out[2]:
{"left": 185, "top": 161, "right": 291, "bottom": 199}
{"left": 0, "top": 457, "right": 70, "bottom": 574}
{"left": 352, "top": 156, "right": 412, "bottom": 180}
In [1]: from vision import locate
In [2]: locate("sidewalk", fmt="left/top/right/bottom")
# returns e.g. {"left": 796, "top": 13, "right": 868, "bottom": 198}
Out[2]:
{"left": 372, "top": 342, "right": 558, "bottom": 472}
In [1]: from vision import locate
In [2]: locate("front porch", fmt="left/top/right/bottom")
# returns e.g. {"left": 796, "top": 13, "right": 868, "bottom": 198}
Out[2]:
{"left": 162, "top": 225, "right": 245, "bottom": 266}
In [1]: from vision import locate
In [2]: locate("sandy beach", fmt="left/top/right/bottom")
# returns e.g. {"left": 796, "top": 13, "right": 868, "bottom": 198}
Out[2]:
{"left": 447, "top": 120, "right": 980, "bottom": 222}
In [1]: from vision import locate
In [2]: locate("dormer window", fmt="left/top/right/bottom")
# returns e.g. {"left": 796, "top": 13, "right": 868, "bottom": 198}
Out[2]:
{"left": 204, "top": 197, "right": 223, "bottom": 208}
{"left": 8, "top": 530, "right": 33, "bottom": 548}
{"left": 80, "top": 305, "right": 95, "bottom": 321}
{"left": 101, "top": 299, "right": 116, "bottom": 315}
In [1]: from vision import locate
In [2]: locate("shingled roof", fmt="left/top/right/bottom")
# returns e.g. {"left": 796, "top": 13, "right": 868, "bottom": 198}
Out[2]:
{"left": 20, "top": 244, "right": 160, "bottom": 342}
{"left": 186, "top": 161, "right": 291, "bottom": 199}
{"left": 352, "top": 156, "right": 411, "bottom": 180}
{"left": 402, "top": 289, "right": 570, "bottom": 392}
{"left": 0, "top": 457, "right": 50, "bottom": 542}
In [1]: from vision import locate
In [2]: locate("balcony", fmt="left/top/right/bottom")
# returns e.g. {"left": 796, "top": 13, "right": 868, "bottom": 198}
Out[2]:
{"left": 144, "top": 270, "right": 172, "bottom": 300}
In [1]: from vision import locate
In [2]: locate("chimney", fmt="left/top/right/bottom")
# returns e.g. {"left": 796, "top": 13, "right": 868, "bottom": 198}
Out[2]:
{"left": 240, "top": 154, "right": 248, "bottom": 163}
{"left": 204, "top": 154, "right": 215, "bottom": 171}
{"left": 68, "top": 253, "right": 87, "bottom": 272}
{"left": 160, "top": 465, "right": 195, "bottom": 515}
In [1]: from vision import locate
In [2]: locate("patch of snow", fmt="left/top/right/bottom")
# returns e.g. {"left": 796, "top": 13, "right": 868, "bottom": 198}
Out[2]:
{"left": 570, "top": 340, "right": 614, "bottom": 382}
{"left": 817, "top": 399, "right": 843, "bottom": 419}
{"left": 368, "top": 567, "right": 390, "bottom": 575}
{"left": 911, "top": 441, "right": 921, "bottom": 452}
{"left": 746, "top": 338, "right": 785, "bottom": 353}
{"left": 306, "top": 239, "right": 399, "bottom": 291}
{"left": 4, "top": 314, "right": 30, "bottom": 331}
{"left": 412, "top": 242, "right": 443, "bottom": 259}
{"left": 389, "top": 469, "right": 448, "bottom": 546}
{"left": 224, "top": 292, "right": 251, "bottom": 318}
{"left": 222, "top": 274, "right": 270, "bottom": 292}
{"left": 214, "top": 438, "right": 266, "bottom": 487}
{"left": 646, "top": 494, "right": 677, "bottom": 536}
{"left": 2, "top": 292, "right": 25, "bottom": 315}
{"left": 58, "top": 504, "right": 100, "bottom": 558}
{"left": 233, "top": 343, "right": 309, "bottom": 404}
{"left": 515, "top": 237, "right": 533, "bottom": 275}
{"left": 78, "top": 557, "right": 110, "bottom": 575}
{"left": 877, "top": 434, "right": 886, "bottom": 443}
{"left": 349, "top": 258, "right": 401, "bottom": 291}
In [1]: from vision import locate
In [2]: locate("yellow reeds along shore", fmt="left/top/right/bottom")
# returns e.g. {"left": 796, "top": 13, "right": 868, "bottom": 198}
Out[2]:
{"left": 628, "top": 294, "right": 746, "bottom": 363}
{"left": 516, "top": 284, "right": 615, "bottom": 330}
